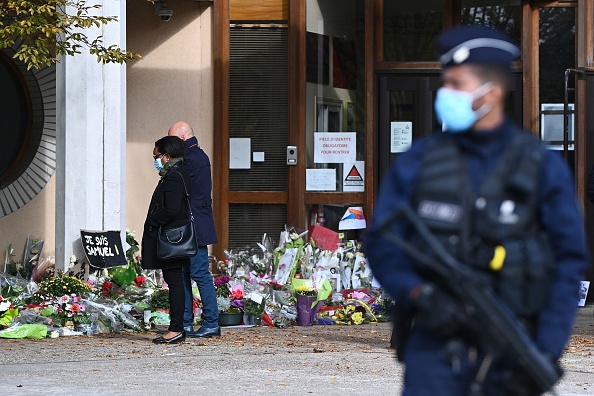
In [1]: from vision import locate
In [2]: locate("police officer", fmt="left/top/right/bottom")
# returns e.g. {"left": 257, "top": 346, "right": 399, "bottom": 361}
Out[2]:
{"left": 366, "top": 25, "right": 588, "bottom": 395}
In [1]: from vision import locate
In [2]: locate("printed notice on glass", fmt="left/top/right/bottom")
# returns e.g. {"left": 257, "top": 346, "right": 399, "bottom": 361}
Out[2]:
{"left": 390, "top": 122, "right": 412, "bottom": 153}
{"left": 229, "top": 138, "right": 251, "bottom": 169}
{"left": 306, "top": 168, "right": 336, "bottom": 191}
{"left": 314, "top": 132, "right": 357, "bottom": 163}
{"left": 343, "top": 161, "right": 364, "bottom": 192}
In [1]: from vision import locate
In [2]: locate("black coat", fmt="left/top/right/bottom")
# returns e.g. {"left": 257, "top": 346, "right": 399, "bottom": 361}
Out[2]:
{"left": 141, "top": 162, "right": 192, "bottom": 270}
{"left": 184, "top": 137, "right": 218, "bottom": 246}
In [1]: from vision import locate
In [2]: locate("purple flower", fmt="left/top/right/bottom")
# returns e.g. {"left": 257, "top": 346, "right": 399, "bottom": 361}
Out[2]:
{"left": 231, "top": 299, "right": 244, "bottom": 311}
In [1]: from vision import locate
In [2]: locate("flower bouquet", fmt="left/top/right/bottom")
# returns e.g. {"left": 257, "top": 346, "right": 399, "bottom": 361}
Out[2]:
{"left": 32, "top": 274, "right": 91, "bottom": 303}
{"left": 0, "top": 296, "right": 18, "bottom": 328}
{"left": 293, "top": 283, "right": 320, "bottom": 326}
{"left": 39, "top": 294, "right": 89, "bottom": 328}
{"left": 324, "top": 300, "right": 378, "bottom": 325}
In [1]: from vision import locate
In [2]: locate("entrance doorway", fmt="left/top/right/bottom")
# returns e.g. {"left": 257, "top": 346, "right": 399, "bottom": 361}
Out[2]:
{"left": 377, "top": 71, "right": 523, "bottom": 183}
{"left": 377, "top": 73, "right": 441, "bottom": 181}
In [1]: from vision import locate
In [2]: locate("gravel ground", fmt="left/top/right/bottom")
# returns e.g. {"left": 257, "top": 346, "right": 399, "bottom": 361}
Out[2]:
{"left": 0, "top": 306, "right": 592, "bottom": 395}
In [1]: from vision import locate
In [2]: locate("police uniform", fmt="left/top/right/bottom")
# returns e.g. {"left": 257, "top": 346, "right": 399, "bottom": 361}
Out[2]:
{"left": 366, "top": 25, "right": 589, "bottom": 395}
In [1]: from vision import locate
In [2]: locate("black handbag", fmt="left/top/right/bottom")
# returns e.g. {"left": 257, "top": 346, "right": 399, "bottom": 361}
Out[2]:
{"left": 156, "top": 171, "right": 198, "bottom": 260}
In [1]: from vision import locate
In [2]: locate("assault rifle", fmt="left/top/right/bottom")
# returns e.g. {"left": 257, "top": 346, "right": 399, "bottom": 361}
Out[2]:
{"left": 379, "top": 204, "right": 561, "bottom": 395}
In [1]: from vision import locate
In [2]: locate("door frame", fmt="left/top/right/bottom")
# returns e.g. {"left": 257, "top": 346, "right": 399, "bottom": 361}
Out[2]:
{"left": 212, "top": 0, "right": 376, "bottom": 259}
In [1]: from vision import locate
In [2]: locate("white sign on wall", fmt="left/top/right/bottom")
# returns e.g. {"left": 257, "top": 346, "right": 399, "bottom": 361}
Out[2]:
{"left": 390, "top": 122, "right": 412, "bottom": 153}
{"left": 229, "top": 138, "right": 251, "bottom": 169}
{"left": 314, "top": 132, "right": 357, "bottom": 163}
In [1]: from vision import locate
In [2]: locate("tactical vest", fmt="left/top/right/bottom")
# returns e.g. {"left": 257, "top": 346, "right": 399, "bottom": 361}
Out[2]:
{"left": 413, "top": 132, "right": 553, "bottom": 317}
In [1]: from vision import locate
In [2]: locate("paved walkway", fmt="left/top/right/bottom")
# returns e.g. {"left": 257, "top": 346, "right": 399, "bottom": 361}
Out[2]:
{"left": 0, "top": 306, "right": 592, "bottom": 395}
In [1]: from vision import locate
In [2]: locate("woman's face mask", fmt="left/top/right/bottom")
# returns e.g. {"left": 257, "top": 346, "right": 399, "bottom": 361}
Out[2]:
{"left": 154, "top": 158, "right": 164, "bottom": 171}
{"left": 434, "top": 82, "right": 493, "bottom": 133}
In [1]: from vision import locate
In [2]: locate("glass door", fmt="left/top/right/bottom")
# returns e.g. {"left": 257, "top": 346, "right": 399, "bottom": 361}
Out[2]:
{"left": 304, "top": 0, "right": 368, "bottom": 244}
{"left": 377, "top": 74, "right": 442, "bottom": 182}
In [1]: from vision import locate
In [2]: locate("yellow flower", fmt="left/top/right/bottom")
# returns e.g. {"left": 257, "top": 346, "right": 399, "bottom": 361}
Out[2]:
{"left": 352, "top": 312, "right": 364, "bottom": 325}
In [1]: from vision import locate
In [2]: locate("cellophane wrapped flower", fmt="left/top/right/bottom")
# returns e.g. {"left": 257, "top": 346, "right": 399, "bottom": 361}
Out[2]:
{"left": 294, "top": 284, "right": 317, "bottom": 297}
{"left": 0, "top": 296, "right": 18, "bottom": 328}
{"left": 40, "top": 294, "right": 90, "bottom": 326}
{"left": 328, "top": 301, "right": 377, "bottom": 325}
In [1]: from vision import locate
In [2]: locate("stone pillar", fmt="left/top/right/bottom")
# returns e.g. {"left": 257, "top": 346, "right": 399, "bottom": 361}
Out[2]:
{"left": 55, "top": 0, "right": 127, "bottom": 271}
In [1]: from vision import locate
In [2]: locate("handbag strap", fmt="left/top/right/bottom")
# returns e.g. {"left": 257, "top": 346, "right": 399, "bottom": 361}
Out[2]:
{"left": 167, "top": 170, "right": 194, "bottom": 222}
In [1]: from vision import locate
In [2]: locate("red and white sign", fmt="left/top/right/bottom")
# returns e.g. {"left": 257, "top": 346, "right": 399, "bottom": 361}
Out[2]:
{"left": 314, "top": 132, "right": 357, "bottom": 163}
{"left": 343, "top": 161, "right": 364, "bottom": 192}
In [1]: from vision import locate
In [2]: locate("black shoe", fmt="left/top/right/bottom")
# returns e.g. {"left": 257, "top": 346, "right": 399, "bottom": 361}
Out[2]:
{"left": 187, "top": 326, "right": 221, "bottom": 338}
{"left": 152, "top": 331, "right": 186, "bottom": 344}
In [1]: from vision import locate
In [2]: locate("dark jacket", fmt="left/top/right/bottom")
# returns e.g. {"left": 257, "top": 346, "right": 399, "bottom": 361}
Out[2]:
{"left": 141, "top": 162, "right": 192, "bottom": 270}
{"left": 366, "top": 119, "right": 589, "bottom": 360}
{"left": 184, "top": 137, "right": 218, "bottom": 246}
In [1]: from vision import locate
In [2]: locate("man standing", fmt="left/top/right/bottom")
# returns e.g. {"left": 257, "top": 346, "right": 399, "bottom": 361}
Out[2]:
{"left": 168, "top": 121, "right": 220, "bottom": 338}
{"left": 366, "top": 25, "right": 588, "bottom": 395}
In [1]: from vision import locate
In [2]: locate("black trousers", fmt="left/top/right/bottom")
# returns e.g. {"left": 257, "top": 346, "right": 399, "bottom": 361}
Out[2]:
{"left": 161, "top": 266, "right": 186, "bottom": 333}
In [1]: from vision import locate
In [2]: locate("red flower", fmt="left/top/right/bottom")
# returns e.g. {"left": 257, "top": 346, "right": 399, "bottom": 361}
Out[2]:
{"left": 230, "top": 289, "right": 243, "bottom": 300}
{"left": 102, "top": 281, "right": 112, "bottom": 291}
{"left": 134, "top": 276, "right": 147, "bottom": 287}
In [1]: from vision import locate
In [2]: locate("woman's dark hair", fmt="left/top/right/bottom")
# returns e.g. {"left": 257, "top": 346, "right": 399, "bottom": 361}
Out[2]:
{"left": 154, "top": 136, "right": 186, "bottom": 159}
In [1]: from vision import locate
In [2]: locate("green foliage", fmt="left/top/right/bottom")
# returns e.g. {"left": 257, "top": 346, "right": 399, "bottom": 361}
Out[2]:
{"left": 148, "top": 288, "right": 170, "bottom": 311}
{"left": 0, "top": 0, "right": 141, "bottom": 70}
{"left": 32, "top": 274, "right": 91, "bottom": 302}
{"left": 243, "top": 298, "right": 265, "bottom": 317}
{"left": 125, "top": 230, "right": 141, "bottom": 275}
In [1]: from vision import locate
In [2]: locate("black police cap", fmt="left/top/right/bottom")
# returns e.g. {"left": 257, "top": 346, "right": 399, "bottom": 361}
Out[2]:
{"left": 437, "top": 24, "right": 520, "bottom": 69}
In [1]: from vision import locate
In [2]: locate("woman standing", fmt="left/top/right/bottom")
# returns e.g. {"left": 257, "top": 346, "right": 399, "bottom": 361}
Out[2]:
{"left": 142, "top": 136, "right": 192, "bottom": 344}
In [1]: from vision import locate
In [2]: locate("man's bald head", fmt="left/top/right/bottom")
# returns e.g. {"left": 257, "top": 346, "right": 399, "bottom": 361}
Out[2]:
{"left": 168, "top": 121, "right": 195, "bottom": 141}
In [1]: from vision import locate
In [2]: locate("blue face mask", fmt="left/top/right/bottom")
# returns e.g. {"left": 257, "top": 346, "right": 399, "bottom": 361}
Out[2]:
{"left": 434, "top": 83, "right": 492, "bottom": 133}
{"left": 154, "top": 158, "right": 164, "bottom": 171}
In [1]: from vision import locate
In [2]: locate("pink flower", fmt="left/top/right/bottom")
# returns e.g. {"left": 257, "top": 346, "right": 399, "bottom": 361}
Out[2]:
{"left": 72, "top": 296, "right": 79, "bottom": 303}
{"left": 60, "top": 295, "right": 70, "bottom": 304}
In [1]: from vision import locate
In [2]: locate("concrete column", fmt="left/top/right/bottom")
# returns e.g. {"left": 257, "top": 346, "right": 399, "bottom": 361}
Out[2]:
{"left": 56, "top": 0, "right": 126, "bottom": 271}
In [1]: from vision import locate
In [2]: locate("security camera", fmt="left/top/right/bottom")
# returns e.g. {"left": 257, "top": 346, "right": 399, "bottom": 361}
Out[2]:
{"left": 154, "top": 2, "right": 173, "bottom": 21}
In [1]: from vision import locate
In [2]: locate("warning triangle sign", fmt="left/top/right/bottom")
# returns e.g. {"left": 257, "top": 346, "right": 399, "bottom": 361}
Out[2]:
{"left": 345, "top": 165, "right": 363, "bottom": 182}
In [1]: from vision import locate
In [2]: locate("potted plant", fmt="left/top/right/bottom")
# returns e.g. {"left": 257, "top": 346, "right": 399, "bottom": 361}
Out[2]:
{"left": 215, "top": 275, "right": 244, "bottom": 326}
{"left": 243, "top": 295, "right": 265, "bottom": 326}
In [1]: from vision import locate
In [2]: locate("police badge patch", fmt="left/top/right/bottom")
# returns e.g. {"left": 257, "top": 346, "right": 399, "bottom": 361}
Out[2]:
{"left": 418, "top": 200, "right": 463, "bottom": 223}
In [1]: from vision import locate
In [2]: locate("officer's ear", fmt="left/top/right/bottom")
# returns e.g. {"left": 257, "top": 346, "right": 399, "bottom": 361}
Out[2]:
{"left": 488, "top": 80, "right": 506, "bottom": 104}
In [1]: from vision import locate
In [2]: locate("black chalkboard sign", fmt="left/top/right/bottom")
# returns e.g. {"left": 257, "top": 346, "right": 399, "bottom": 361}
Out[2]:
{"left": 80, "top": 230, "right": 127, "bottom": 268}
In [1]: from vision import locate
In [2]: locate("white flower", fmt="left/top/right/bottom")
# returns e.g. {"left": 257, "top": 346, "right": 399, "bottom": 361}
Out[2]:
{"left": 290, "top": 232, "right": 299, "bottom": 240}
{"left": 216, "top": 296, "right": 231, "bottom": 312}
{"left": 69, "top": 255, "right": 77, "bottom": 264}
{"left": 0, "top": 300, "right": 11, "bottom": 311}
